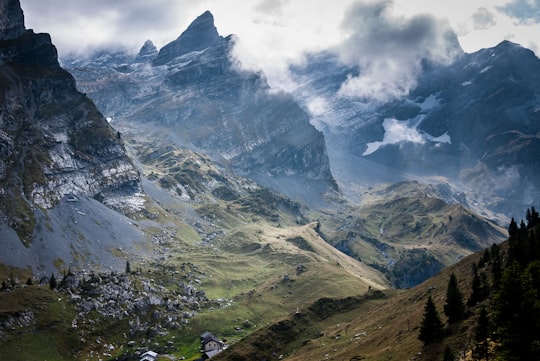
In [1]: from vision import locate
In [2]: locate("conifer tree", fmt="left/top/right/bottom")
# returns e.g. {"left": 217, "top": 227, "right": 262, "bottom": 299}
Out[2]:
{"left": 49, "top": 273, "right": 57, "bottom": 290}
{"left": 490, "top": 243, "right": 502, "bottom": 289}
{"left": 444, "top": 273, "right": 465, "bottom": 323}
{"left": 473, "top": 306, "right": 490, "bottom": 360}
{"left": 478, "top": 248, "right": 490, "bottom": 268}
{"left": 491, "top": 208, "right": 540, "bottom": 360}
{"left": 526, "top": 206, "right": 539, "bottom": 229}
{"left": 469, "top": 265, "right": 488, "bottom": 306}
{"left": 419, "top": 295, "right": 444, "bottom": 345}
{"left": 508, "top": 217, "right": 518, "bottom": 238}
{"left": 493, "top": 261, "right": 539, "bottom": 360}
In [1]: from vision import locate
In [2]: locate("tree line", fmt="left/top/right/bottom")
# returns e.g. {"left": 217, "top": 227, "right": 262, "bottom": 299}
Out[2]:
{"left": 418, "top": 207, "right": 540, "bottom": 360}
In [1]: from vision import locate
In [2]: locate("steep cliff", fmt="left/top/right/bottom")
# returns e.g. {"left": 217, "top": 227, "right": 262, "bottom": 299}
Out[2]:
{"left": 0, "top": 0, "right": 143, "bottom": 244}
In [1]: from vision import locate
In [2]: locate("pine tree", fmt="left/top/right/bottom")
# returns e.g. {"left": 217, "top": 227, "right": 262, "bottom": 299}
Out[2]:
{"left": 491, "top": 208, "right": 540, "bottom": 360}
{"left": 526, "top": 207, "right": 539, "bottom": 229}
{"left": 473, "top": 306, "right": 490, "bottom": 360}
{"left": 508, "top": 217, "right": 518, "bottom": 238}
{"left": 478, "top": 248, "right": 490, "bottom": 268}
{"left": 49, "top": 273, "right": 57, "bottom": 290}
{"left": 490, "top": 243, "right": 502, "bottom": 289}
{"left": 419, "top": 295, "right": 444, "bottom": 345}
{"left": 469, "top": 265, "right": 488, "bottom": 306}
{"left": 444, "top": 273, "right": 465, "bottom": 323}
{"left": 493, "top": 261, "right": 538, "bottom": 360}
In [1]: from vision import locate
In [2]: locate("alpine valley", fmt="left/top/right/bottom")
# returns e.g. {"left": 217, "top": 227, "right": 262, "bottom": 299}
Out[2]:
{"left": 1, "top": 1, "right": 538, "bottom": 360}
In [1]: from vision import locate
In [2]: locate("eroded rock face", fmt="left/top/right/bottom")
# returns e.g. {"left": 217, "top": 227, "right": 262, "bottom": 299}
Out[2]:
{"left": 0, "top": 0, "right": 25, "bottom": 41}
{"left": 0, "top": 1, "right": 143, "bottom": 243}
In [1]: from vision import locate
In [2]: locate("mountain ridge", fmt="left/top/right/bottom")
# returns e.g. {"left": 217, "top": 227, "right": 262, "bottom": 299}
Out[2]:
{"left": 0, "top": 0, "right": 144, "bottom": 262}
{"left": 63, "top": 11, "right": 338, "bottom": 205}
{"left": 153, "top": 10, "right": 221, "bottom": 66}
{"left": 0, "top": 4, "right": 532, "bottom": 360}
{"left": 290, "top": 39, "right": 540, "bottom": 221}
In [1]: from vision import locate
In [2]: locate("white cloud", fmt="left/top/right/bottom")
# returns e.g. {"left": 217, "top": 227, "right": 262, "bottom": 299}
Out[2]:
{"left": 336, "top": 0, "right": 461, "bottom": 101}
{"left": 18, "top": 0, "right": 540, "bottom": 92}
{"left": 472, "top": 7, "right": 497, "bottom": 30}
{"left": 306, "top": 97, "right": 330, "bottom": 117}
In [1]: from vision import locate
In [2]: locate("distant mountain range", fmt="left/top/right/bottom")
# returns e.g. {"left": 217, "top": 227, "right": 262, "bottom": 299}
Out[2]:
{"left": 63, "top": 11, "right": 337, "bottom": 205}
{"left": 1, "top": 3, "right": 524, "bottom": 277}
{"left": 63, "top": 11, "right": 540, "bottom": 224}
{"left": 0, "top": 4, "right": 526, "bottom": 359}
{"left": 289, "top": 40, "right": 540, "bottom": 221}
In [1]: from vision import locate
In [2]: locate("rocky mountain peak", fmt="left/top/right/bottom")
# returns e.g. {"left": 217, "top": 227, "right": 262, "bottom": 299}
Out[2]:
{"left": 138, "top": 39, "right": 157, "bottom": 57}
{"left": 495, "top": 40, "right": 521, "bottom": 51}
{"left": 153, "top": 10, "right": 222, "bottom": 65}
{"left": 0, "top": 0, "right": 25, "bottom": 41}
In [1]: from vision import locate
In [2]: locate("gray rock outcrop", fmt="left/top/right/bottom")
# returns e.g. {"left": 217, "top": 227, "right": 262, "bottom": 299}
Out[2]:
{"left": 0, "top": 0, "right": 25, "bottom": 41}
{"left": 136, "top": 39, "right": 158, "bottom": 62}
{"left": 153, "top": 11, "right": 220, "bottom": 66}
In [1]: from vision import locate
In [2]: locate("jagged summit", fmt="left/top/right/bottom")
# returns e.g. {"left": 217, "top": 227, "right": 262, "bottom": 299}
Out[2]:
{"left": 153, "top": 10, "right": 222, "bottom": 65}
{"left": 0, "top": 0, "right": 25, "bottom": 40}
{"left": 136, "top": 39, "right": 158, "bottom": 62}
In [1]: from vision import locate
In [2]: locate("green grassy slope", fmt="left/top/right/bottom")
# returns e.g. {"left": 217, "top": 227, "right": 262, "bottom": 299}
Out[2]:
{"left": 214, "top": 240, "right": 500, "bottom": 361}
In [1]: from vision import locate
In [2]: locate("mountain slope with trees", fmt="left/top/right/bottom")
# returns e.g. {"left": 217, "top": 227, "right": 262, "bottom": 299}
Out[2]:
{"left": 213, "top": 207, "right": 540, "bottom": 361}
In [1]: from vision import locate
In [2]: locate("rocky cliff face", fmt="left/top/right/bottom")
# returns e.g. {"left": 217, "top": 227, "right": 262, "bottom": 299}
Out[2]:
{"left": 0, "top": 2, "right": 143, "bottom": 243}
{"left": 0, "top": 0, "right": 25, "bottom": 41}
{"left": 64, "top": 11, "right": 337, "bottom": 205}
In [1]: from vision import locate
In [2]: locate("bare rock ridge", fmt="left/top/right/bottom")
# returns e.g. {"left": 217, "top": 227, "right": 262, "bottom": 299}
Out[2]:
{"left": 0, "top": 0, "right": 25, "bottom": 41}
{"left": 153, "top": 10, "right": 221, "bottom": 66}
{"left": 0, "top": 0, "right": 143, "bottom": 243}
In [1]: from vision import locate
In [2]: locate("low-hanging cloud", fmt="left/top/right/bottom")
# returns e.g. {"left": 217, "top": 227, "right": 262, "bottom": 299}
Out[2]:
{"left": 499, "top": 0, "right": 540, "bottom": 23}
{"left": 472, "top": 7, "right": 497, "bottom": 30}
{"left": 19, "top": 0, "right": 540, "bottom": 92}
{"left": 337, "top": 0, "right": 462, "bottom": 101}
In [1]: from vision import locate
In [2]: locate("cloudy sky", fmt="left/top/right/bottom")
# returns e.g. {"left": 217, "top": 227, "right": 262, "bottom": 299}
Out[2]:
{"left": 19, "top": 0, "right": 540, "bottom": 95}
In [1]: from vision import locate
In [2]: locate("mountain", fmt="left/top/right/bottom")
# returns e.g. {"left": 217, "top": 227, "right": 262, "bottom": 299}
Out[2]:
{"left": 63, "top": 11, "right": 337, "bottom": 205}
{"left": 152, "top": 10, "right": 221, "bottom": 66}
{"left": 61, "top": 11, "right": 508, "bottom": 287}
{"left": 317, "top": 181, "right": 506, "bottom": 288}
{"left": 213, "top": 242, "right": 484, "bottom": 361}
{"left": 213, "top": 210, "right": 540, "bottom": 361}
{"left": 0, "top": 4, "right": 526, "bottom": 360}
{"left": 290, "top": 41, "right": 540, "bottom": 221}
{"left": 0, "top": 0, "right": 144, "bottom": 269}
